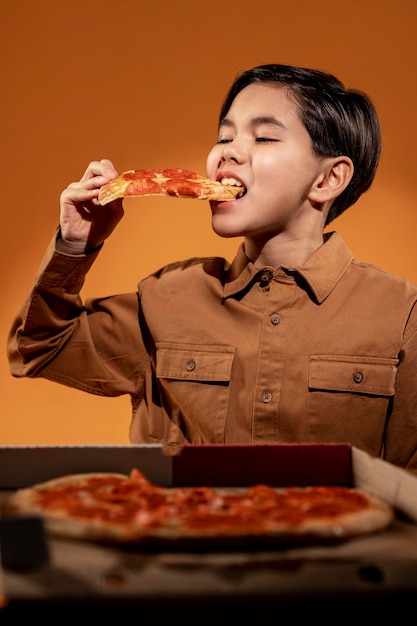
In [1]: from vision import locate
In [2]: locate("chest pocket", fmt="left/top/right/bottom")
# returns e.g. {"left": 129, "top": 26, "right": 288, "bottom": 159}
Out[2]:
{"left": 309, "top": 355, "right": 398, "bottom": 396}
{"left": 156, "top": 342, "right": 235, "bottom": 381}
{"left": 155, "top": 342, "right": 235, "bottom": 445}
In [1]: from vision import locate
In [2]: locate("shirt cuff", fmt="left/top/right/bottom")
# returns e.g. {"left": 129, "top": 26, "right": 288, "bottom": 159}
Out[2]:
{"left": 55, "top": 229, "right": 102, "bottom": 255}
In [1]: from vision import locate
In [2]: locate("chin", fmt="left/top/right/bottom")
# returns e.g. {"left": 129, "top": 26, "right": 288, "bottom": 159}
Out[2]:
{"left": 211, "top": 224, "right": 243, "bottom": 239}
{"left": 212, "top": 212, "right": 240, "bottom": 232}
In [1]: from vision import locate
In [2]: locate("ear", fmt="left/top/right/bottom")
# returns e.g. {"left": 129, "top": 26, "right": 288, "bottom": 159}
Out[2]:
{"left": 308, "top": 156, "right": 354, "bottom": 205}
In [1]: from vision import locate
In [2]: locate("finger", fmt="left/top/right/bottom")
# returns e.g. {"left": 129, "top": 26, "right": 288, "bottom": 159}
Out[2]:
{"left": 60, "top": 179, "right": 102, "bottom": 205}
{"left": 100, "top": 158, "right": 116, "bottom": 170}
{"left": 80, "top": 160, "right": 118, "bottom": 182}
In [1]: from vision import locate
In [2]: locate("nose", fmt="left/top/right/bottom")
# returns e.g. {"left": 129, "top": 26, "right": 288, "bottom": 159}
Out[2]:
{"left": 221, "top": 141, "right": 243, "bottom": 164}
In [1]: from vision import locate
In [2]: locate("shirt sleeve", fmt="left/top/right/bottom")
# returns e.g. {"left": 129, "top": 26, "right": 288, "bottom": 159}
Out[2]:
{"left": 384, "top": 301, "right": 417, "bottom": 473}
{"left": 7, "top": 231, "right": 145, "bottom": 398}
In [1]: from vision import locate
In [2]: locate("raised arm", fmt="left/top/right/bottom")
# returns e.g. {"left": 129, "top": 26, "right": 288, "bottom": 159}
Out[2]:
{"left": 7, "top": 160, "right": 143, "bottom": 397}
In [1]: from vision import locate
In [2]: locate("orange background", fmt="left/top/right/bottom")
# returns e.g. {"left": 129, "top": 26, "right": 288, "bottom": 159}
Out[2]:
{"left": 1, "top": 0, "right": 416, "bottom": 445}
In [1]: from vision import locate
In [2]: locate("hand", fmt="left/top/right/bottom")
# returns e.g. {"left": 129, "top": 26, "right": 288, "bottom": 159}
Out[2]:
{"left": 59, "top": 159, "right": 124, "bottom": 249}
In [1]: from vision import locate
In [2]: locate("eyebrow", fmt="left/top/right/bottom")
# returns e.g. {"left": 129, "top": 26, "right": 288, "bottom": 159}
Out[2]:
{"left": 219, "top": 116, "right": 288, "bottom": 130}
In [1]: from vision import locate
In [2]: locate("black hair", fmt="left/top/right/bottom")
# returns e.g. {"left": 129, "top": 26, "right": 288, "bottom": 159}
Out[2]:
{"left": 219, "top": 64, "right": 381, "bottom": 225}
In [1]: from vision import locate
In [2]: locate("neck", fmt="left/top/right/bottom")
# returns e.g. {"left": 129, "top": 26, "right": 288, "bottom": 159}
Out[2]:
{"left": 245, "top": 233, "right": 325, "bottom": 269}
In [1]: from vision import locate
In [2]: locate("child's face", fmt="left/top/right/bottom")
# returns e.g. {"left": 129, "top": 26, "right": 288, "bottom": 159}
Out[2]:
{"left": 206, "top": 83, "right": 326, "bottom": 241}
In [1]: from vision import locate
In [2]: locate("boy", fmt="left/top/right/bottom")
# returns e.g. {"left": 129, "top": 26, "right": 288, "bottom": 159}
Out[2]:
{"left": 8, "top": 64, "right": 417, "bottom": 472}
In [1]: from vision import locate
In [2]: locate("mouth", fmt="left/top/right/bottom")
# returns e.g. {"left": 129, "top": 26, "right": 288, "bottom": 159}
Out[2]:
{"left": 219, "top": 176, "right": 247, "bottom": 198}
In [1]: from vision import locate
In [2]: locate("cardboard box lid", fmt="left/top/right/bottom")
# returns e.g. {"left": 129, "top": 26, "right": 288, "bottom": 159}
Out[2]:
{"left": 0, "top": 442, "right": 351, "bottom": 489}
{"left": 352, "top": 447, "right": 417, "bottom": 522}
{"left": 172, "top": 442, "right": 352, "bottom": 486}
{"left": 0, "top": 444, "right": 171, "bottom": 489}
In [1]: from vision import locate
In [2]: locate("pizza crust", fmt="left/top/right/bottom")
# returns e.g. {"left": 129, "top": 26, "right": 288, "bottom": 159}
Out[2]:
{"left": 98, "top": 177, "right": 131, "bottom": 204}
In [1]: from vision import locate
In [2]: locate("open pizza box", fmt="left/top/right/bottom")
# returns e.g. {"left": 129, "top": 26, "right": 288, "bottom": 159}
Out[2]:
{"left": 0, "top": 442, "right": 416, "bottom": 520}
{"left": 2, "top": 443, "right": 417, "bottom": 615}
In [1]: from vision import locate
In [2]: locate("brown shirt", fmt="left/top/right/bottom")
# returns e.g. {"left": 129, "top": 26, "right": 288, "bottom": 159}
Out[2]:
{"left": 7, "top": 230, "right": 417, "bottom": 471}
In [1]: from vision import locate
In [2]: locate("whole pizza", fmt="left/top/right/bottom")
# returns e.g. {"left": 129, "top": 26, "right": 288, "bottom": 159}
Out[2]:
{"left": 2, "top": 469, "right": 395, "bottom": 547}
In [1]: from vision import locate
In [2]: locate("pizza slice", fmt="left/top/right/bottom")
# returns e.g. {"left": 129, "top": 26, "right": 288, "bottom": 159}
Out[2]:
{"left": 98, "top": 168, "right": 245, "bottom": 205}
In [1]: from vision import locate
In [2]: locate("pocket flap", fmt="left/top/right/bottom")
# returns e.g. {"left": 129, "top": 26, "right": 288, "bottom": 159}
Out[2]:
{"left": 309, "top": 355, "right": 398, "bottom": 396}
{"left": 156, "top": 342, "right": 235, "bottom": 382}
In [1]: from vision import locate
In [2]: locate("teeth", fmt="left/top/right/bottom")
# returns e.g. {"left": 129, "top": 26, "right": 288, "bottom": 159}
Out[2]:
{"left": 220, "top": 177, "right": 243, "bottom": 187}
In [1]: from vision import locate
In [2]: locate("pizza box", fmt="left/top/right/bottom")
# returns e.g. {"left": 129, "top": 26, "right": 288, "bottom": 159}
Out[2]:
{"left": 2, "top": 443, "right": 417, "bottom": 616}
{"left": 0, "top": 442, "right": 416, "bottom": 521}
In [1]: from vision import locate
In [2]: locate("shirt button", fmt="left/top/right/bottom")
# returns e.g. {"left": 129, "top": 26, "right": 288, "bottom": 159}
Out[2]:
{"left": 185, "top": 360, "right": 196, "bottom": 372}
{"left": 352, "top": 371, "right": 363, "bottom": 384}
{"left": 261, "top": 391, "right": 272, "bottom": 403}
{"left": 270, "top": 314, "right": 281, "bottom": 325}
{"left": 259, "top": 271, "right": 273, "bottom": 287}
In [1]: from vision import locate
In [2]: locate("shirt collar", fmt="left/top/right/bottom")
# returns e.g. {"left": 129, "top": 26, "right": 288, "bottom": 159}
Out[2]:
{"left": 223, "top": 231, "right": 353, "bottom": 304}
